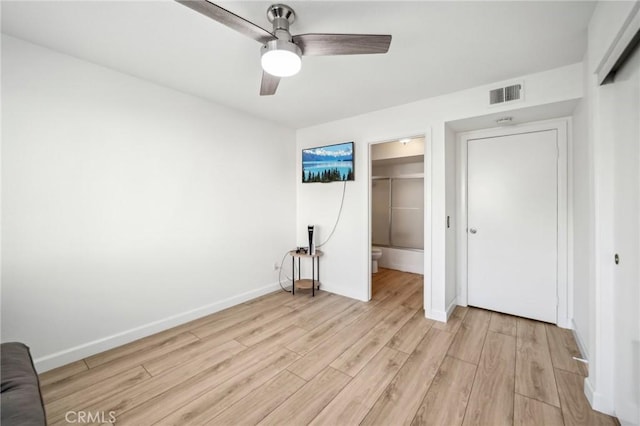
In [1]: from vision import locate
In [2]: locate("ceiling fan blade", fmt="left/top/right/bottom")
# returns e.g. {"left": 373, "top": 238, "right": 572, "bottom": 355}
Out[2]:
{"left": 260, "top": 72, "right": 280, "bottom": 96}
{"left": 176, "top": 0, "right": 275, "bottom": 44}
{"left": 292, "top": 34, "right": 392, "bottom": 56}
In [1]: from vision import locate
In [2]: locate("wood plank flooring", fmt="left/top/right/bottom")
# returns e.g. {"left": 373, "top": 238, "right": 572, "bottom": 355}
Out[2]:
{"left": 39, "top": 268, "right": 618, "bottom": 425}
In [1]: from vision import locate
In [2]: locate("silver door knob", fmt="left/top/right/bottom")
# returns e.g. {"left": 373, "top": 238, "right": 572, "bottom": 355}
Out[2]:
{"left": 469, "top": 228, "right": 477, "bottom": 234}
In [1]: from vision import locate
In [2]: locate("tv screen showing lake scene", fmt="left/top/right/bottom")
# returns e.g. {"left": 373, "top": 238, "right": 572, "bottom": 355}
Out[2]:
{"left": 302, "top": 142, "right": 354, "bottom": 183}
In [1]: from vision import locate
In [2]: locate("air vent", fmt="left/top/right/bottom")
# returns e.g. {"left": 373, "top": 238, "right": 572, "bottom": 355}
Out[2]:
{"left": 490, "top": 88, "right": 505, "bottom": 105}
{"left": 489, "top": 82, "right": 523, "bottom": 106}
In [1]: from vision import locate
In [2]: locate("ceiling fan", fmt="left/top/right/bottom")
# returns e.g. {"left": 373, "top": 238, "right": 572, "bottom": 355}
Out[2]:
{"left": 175, "top": 1, "right": 392, "bottom": 95}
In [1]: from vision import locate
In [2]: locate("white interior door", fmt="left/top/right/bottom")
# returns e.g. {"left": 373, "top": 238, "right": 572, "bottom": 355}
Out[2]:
{"left": 467, "top": 130, "right": 558, "bottom": 323}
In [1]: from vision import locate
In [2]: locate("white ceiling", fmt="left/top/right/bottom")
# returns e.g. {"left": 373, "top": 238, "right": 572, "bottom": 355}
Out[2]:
{"left": 1, "top": 1, "right": 595, "bottom": 129}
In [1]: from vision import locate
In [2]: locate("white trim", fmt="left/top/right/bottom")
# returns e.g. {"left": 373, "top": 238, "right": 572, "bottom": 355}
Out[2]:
{"left": 33, "top": 282, "right": 281, "bottom": 372}
{"left": 446, "top": 298, "right": 458, "bottom": 320}
{"left": 557, "top": 120, "right": 570, "bottom": 328}
{"left": 426, "top": 308, "right": 448, "bottom": 323}
{"left": 585, "top": 376, "right": 616, "bottom": 416}
{"left": 456, "top": 132, "right": 469, "bottom": 307}
{"left": 567, "top": 118, "right": 575, "bottom": 326}
{"left": 571, "top": 319, "right": 589, "bottom": 362}
{"left": 584, "top": 376, "right": 596, "bottom": 408}
{"left": 596, "top": 2, "right": 640, "bottom": 84}
{"left": 456, "top": 118, "right": 571, "bottom": 327}
{"left": 424, "top": 129, "right": 434, "bottom": 320}
{"left": 377, "top": 261, "right": 424, "bottom": 275}
{"left": 321, "top": 283, "right": 368, "bottom": 302}
{"left": 366, "top": 139, "right": 376, "bottom": 301}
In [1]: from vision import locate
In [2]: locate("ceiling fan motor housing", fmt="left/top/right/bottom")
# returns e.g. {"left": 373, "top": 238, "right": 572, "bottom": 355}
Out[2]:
{"left": 267, "top": 4, "right": 296, "bottom": 40}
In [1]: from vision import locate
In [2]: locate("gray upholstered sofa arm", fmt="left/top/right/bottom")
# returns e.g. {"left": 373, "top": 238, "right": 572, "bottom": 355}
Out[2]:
{"left": 1, "top": 342, "right": 47, "bottom": 425}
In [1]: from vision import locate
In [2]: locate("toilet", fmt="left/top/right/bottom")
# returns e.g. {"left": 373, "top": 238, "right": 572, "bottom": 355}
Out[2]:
{"left": 371, "top": 247, "right": 383, "bottom": 273}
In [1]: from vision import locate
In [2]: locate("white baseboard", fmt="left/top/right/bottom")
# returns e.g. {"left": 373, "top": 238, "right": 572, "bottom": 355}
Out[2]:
{"left": 378, "top": 261, "right": 424, "bottom": 275}
{"left": 320, "top": 283, "right": 368, "bottom": 302}
{"left": 426, "top": 300, "right": 457, "bottom": 323}
{"left": 571, "top": 319, "right": 589, "bottom": 360}
{"left": 615, "top": 400, "right": 639, "bottom": 425}
{"left": 584, "top": 376, "right": 616, "bottom": 416}
{"left": 426, "top": 308, "right": 447, "bottom": 323}
{"left": 584, "top": 376, "right": 596, "bottom": 406}
{"left": 445, "top": 299, "right": 458, "bottom": 320}
{"left": 33, "top": 282, "right": 282, "bottom": 372}
{"left": 557, "top": 316, "right": 572, "bottom": 329}
{"left": 576, "top": 320, "right": 616, "bottom": 418}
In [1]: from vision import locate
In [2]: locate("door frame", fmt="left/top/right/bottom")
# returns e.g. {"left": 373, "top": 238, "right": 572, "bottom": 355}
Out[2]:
{"left": 456, "top": 118, "right": 570, "bottom": 327}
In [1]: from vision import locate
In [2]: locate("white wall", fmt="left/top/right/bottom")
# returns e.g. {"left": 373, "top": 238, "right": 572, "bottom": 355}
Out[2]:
{"left": 296, "top": 62, "right": 583, "bottom": 320}
{"left": 371, "top": 138, "right": 424, "bottom": 161}
{"left": 376, "top": 247, "right": 423, "bottom": 275}
{"left": 1, "top": 36, "right": 296, "bottom": 372}
{"left": 578, "top": 1, "right": 640, "bottom": 420}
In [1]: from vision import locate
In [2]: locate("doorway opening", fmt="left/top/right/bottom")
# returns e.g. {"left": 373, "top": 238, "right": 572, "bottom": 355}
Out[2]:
{"left": 369, "top": 136, "right": 425, "bottom": 304}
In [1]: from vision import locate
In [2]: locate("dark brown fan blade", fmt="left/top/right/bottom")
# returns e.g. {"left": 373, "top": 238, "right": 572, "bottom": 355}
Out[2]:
{"left": 292, "top": 34, "right": 391, "bottom": 56}
{"left": 176, "top": 0, "right": 275, "bottom": 44}
{"left": 260, "top": 72, "right": 280, "bottom": 96}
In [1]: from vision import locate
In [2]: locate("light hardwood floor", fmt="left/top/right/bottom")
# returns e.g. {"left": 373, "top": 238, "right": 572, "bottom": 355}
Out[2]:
{"left": 40, "top": 269, "right": 618, "bottom": 425}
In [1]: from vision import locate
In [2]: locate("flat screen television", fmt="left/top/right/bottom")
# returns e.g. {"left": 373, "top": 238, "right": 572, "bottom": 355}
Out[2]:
{"left": 302, "top": 141, "right": 354, "bottom": 183}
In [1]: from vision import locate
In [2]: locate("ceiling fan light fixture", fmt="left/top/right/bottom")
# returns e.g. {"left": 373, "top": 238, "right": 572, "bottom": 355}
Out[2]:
{"left": 261, "top": 39, "right": 302, "bottom": 77}
{"left": 176, "top": 1, "right": 392, "bottom": 95}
